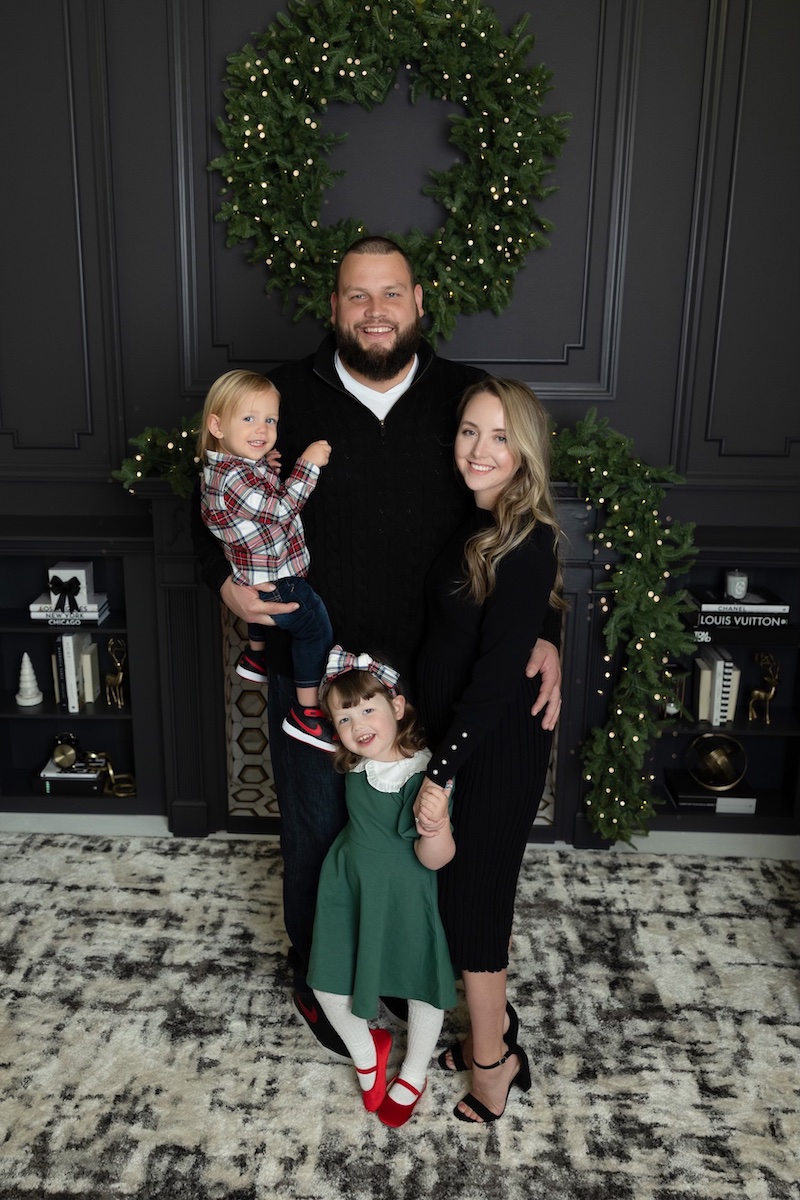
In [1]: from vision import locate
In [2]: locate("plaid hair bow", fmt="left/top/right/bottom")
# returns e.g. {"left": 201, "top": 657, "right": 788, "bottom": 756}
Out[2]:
{"left": 323, "top": 645, "right": 400, "bottom": 696}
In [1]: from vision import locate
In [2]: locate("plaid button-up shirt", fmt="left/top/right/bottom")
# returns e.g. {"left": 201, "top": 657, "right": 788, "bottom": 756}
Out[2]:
{"left": 201, "top": 451, "right": 320, "bottom": 584}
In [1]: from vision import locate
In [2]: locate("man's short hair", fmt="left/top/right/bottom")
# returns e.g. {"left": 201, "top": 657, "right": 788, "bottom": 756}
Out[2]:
{"left": 334, "top": 236, "right": 417, "bottom": 292}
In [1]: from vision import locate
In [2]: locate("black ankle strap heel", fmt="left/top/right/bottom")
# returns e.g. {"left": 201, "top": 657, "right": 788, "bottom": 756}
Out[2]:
{"left": 472, "top": 1051, "right": 513, "bottom": 1070}
{"left": 453, "top": 1043, "right": 532, "bottom": 1125}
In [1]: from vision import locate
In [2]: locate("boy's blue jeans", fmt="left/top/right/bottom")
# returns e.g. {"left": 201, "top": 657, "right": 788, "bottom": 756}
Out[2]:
{"left": 248, "top": 575, "right": 333, "bottom": 689}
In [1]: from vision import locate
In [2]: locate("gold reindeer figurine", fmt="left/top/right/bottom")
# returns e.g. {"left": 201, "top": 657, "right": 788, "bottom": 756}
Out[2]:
{"left": 105, "top": 638, "right": 127, "bottom": 709}
{"left": 747, "top": 652, "right": 779, "bottom": 726}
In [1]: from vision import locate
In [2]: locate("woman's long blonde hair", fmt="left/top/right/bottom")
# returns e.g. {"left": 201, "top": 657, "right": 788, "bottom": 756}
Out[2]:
{"left": 458, "top": 377, "right": 566, "bottom": 609}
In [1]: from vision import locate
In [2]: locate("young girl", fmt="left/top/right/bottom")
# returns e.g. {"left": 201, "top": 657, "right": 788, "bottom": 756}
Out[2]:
{"left": 306, "top": 645, "right": 456, "bottom": 1128}
{"left": 198, "top": 369, "right": 334, "bottom": 751}
{"left": 415, "top": 377, "right": 566, "bottom": 1124}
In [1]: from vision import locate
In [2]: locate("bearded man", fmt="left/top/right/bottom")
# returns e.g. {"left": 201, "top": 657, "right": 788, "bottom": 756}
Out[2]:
{"left": 193, "top": 236, "right": 562, "bottom": 1056}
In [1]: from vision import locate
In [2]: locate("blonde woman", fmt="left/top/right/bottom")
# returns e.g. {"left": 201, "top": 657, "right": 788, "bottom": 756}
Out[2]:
{"left": 415, "top": 377, "right": 566, "bottom": 1124}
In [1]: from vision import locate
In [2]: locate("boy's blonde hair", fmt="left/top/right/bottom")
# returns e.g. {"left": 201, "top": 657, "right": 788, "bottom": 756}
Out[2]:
{"left": 319, "top": 671, "right": 427, "bottom": 774}
{"left": 196, "top": 370, "right": 279, "bottom": 458}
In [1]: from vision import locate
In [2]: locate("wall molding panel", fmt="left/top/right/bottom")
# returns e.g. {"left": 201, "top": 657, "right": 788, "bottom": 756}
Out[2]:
{"left": 0, "top": 0, "right": 124, "bottom": 482}
{"left": 0, "top": 0, "right": 797, "bottom": 519}
{"left": 675, "top": 0, "right": 799, "bottom": 482}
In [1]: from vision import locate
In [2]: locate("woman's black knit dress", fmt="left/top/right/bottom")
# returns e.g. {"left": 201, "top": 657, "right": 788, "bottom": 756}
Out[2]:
{"left": 417, "top": 506, "right": 558, "bottom": 973}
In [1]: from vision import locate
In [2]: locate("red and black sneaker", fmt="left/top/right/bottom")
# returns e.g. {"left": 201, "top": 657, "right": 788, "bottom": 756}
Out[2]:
{"left": 293, "top": 990, "right": 350, "bottom": 1060}
{"left": 281, "top": 705, "right": 336, "bottom": 752}
{"left": 236, "top": 649, "right": 269, "bottom": 683}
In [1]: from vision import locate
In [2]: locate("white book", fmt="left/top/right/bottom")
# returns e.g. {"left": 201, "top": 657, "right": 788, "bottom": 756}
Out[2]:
{"left": 61, "top": 632, "right": 81, "bottom": 712}
{"left": 690, "top": 588, "right": 790, "bottom": 614}
{"left": 694, "top": 655, "right": 712, "bottom": 722}
{"left": 716, "top": 793, "right": 756, "bottom": 815}
{"left": 704, "top": 645, "right": 721, "bottom": 723}
{"left": 708, "top": 645, "right": 734, "bottom": 726}
{"left": 61, "top": 631, "right": 92, "bottom": 713}
{"left": 726, "top": 665, "right": 741, "bottom": 722}
{"left": 81, "top": 641, "right": 101, "bottom": 704}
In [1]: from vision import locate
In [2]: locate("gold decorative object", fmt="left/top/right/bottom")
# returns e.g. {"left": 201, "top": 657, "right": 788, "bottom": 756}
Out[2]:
{"left": 685, "top": 733, "right": 747, "bottom": 792}
{"left": 747, "top": 652, "right": 780, "bottom": 725}
{"left": 105, "top": 638, "right": 127, "bottom": 709}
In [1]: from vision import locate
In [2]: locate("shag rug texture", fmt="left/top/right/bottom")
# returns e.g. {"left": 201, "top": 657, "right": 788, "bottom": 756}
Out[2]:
{"left": 0, "top": 832, "right": 798, "bottom": 1200}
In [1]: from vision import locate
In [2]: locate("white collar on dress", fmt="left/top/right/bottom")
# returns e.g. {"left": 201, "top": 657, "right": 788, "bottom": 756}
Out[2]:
{"left": 352, "top": 748, "right": 431, "bottom": 793}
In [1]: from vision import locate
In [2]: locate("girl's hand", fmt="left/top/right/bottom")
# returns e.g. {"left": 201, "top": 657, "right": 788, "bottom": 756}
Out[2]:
{"left": 265, "top": 448, "right": 282, "bottom": 471}
{"left": 414, "top": 779, "right": 452, "bottom": 836}
{"left": 301, "top": 439, "right": 332, "bottom": 468}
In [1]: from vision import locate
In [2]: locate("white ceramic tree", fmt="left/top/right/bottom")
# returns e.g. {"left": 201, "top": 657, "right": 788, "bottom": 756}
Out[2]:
{"left": 16, "top": 652, "right": 43, "bottom": 706}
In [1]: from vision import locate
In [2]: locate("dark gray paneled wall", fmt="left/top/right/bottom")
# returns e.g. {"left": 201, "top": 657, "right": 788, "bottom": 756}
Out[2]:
{"left": 0, "top": 0, "right": 797, "bottom": 528}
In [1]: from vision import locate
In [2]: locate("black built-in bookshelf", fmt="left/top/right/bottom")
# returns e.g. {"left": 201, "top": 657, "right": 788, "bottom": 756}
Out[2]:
{"left": 3, "top": 516, "right": 798, "bottom": 843}
{"left": 0, "top": 520, "right": 165, "bottom": 821}
{"left": 651, "top": 528, "right": 800, "bottom": 837}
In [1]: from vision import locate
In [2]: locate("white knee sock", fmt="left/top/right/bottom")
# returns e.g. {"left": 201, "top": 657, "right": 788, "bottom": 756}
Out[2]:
{"left": 313, "top": 989, "right": 377, "bottom": 1091}
{"left": 388, "top": 999, "right": 444, "bottom": 1105}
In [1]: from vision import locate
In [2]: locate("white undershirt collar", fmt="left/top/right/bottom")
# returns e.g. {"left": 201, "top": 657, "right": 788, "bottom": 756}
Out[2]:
{"left": 334, "top": 351, "right": 419, "bottom": 421}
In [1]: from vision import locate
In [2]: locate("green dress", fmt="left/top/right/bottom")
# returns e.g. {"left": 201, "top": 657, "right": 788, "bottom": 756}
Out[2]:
{"left": 307, "top": 749, "right": 457, "bottom": 1020}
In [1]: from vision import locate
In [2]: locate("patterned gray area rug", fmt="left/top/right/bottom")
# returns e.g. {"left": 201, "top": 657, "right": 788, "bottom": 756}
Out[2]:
{"left": 1, "top": 833, "right": 798, "bottom": 1200}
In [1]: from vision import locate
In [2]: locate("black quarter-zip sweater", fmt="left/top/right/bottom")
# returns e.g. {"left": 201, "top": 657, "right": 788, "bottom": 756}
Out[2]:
{"left": 193, "top": 334, "right": 558, "bottom": 683}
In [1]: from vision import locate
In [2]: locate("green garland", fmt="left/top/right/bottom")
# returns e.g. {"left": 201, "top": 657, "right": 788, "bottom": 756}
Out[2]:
{"left": 114, "top": 408, "right": 695, "bottom": 844}
{"left": 552, "top": 412, "right": 696, "bottom": 841}
{"left": 114, "top": 419, "right": 201, "bottom": 500}
{"left": 209, "top": 0, "right": 569, "bottom": 341}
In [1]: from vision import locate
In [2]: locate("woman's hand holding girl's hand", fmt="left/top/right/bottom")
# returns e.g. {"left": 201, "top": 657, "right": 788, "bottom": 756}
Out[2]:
{"left": 414, "top": 779, "right": 452, "bottom": 837}
{"left": 301, "top": 440, "right": 332, "bottom": 468}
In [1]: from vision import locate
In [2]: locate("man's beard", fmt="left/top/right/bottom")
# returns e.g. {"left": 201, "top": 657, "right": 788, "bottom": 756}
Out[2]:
{"left": 335, "top": 319, "right": 423, "bottom": 383}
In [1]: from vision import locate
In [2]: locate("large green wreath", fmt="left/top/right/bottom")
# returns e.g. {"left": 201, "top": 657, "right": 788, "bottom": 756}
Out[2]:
{"left": 209, "top": 0, "right": 569, "bottom": 341}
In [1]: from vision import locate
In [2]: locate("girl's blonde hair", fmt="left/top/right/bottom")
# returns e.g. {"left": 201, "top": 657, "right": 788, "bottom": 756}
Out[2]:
{"left": 196, "top": 370, "right": 279, "bottom": 459}
{"left": 319, "top": 671, "right": 427, "bottom": 774}
{"left": 458, "top": 377, "right": 566, "bottom": 609}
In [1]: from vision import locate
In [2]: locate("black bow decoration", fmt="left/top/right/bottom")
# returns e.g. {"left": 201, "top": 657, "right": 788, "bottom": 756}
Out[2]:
{"left": 50, "top": 575, "right": 81, "bottom": 613}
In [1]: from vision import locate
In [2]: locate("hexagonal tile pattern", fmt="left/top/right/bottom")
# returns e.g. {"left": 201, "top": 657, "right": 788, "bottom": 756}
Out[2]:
{"left": 223, "top": 611, "right": 278, "bottom": 818}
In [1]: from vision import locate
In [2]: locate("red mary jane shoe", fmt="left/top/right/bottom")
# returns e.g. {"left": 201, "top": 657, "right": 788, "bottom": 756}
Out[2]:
{"left": 377, "top": 1077, "right": 427, "bottom": 1127}
{"left": 357, "top": 1027, "right": 393, "bottom": 1113}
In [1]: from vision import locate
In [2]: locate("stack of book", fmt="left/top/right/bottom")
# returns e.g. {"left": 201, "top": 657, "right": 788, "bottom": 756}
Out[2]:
{"left": 693, "top": 645, "right": 741, "bottom": 724}
{"left": 29, "top": 591, "right": 109, "bottom": 624}
{"left": 29, "top": 559, "right": 109, "bottom": 623}
{"left": 52, "top": 632, "right": 103, "bottom": 713}
{"left": 686, "top": 588, "right": 791, "bottom": 644}
{"left": 37, "top": 756, "right": 106, "bottom": 796}
{"left": 664, "top": 769, "right": 757, "bottom": 815}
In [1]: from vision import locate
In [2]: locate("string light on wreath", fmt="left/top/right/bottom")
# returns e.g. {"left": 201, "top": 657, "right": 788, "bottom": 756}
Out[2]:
{"left": 208, "top": 0, "right": 569, "bottom": 342}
